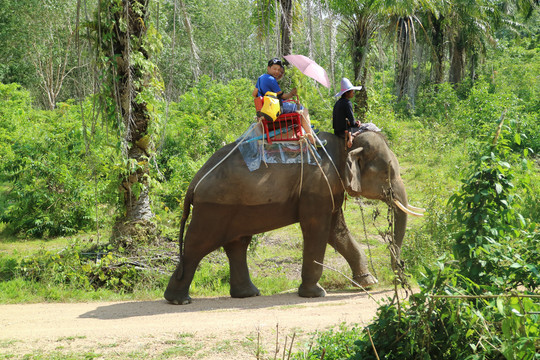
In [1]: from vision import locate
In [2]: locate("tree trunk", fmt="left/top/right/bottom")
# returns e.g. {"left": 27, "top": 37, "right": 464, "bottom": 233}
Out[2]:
{"left": 469, "top": 52, "right": 478, "bottom": 82}
{"left": 329, "top": 18, "right": 336, "bottom": 92}
{"left": 349, "top": 15, "right": 373, "bottom": 120}
{"left": 178, "top": 0, "right": 200, "bottom": 81}
{"left": 351, "top": 16, "right": 371, "bottom": 84}
{"left": 449, "top": 35, "right": 466, "bottom": 85}
{"left": 354, "top": 67, "right": 369, "bottom": 123}
{"left": 108, "top": 0, "right": 157, "bottom": 247}
{"left": 395, "top": 16, "right": 414, "bottom": 107}
{"left": 429, "top": 13, "right": 445, "bottom": 85}
{"left": 275, "top": 0, "right": 280, "bottom": 56}
{"left": 306, "top": 0, "right": 313, "bottom": 58}
{"left": 280, "top": 0, "right": 293, "bottom": 56}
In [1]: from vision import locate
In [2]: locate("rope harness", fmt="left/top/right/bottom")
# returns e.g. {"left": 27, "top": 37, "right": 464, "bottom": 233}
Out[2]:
{"left": 192, "top": 121, "right": 346, "bottom": 214}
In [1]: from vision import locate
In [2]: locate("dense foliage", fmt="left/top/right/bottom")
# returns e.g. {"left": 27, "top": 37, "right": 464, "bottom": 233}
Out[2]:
{"left": 0, "top": 84, "right": 116, "bottom": 236}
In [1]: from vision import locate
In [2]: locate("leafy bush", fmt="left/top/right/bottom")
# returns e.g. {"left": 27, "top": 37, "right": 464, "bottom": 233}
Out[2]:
{"left": 292, "top": 323, "right": 363, "bottom": 360}
{"left": 449, "top": 123, "right": 537, "bottom": 289}
{"left": 350, "top": 263, "right": 540, "bottom": 360}
{"left": 0, "top": 85, "right": 115, "bottom": 237}
{"left": 0, "top": 254, "right": 18, "bottom": 281}
{"left": 15, "top": 244, "right": 156, "bottom": 292}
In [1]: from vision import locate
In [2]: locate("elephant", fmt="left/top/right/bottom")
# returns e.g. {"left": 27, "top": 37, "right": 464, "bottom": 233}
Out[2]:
{"left": 164, "top": 130, "right": 423, "bottom": 305}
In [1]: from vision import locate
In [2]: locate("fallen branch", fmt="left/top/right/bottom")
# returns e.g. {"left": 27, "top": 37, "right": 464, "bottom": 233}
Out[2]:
{"left": 428, "top": 294, "right": 540, "bottom": 299}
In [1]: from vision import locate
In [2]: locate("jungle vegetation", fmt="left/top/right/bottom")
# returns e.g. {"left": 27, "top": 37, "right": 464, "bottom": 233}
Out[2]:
{"left": 0, "top": 0, "right": 538, "bottom": 358}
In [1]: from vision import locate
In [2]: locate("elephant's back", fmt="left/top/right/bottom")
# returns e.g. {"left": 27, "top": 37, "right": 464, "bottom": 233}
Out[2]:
{"left": 189, "top": 142, "right": 304, "bottom": 206}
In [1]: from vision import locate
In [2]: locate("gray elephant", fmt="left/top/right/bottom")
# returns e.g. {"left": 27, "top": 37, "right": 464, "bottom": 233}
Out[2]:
{"left": 165, "top": 131, "right": 422, "bottom": 304}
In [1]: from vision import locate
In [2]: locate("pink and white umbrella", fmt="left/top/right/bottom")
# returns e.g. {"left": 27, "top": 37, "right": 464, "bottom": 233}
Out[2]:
{"left": 284, "top": 54, "right": 330, "bottom": 88}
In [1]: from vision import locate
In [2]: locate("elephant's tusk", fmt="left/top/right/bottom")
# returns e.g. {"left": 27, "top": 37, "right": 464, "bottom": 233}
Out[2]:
{"left": 394, "top": 199, "right": 424, "bottom": 217}
{"left": 407, "top": 204, "right": 426, "bottom": 213}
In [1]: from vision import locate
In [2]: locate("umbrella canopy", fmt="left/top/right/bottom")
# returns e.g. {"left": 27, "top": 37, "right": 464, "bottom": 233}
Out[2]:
{"left": 283, "top": 54, "right": 330, "bottom": 88}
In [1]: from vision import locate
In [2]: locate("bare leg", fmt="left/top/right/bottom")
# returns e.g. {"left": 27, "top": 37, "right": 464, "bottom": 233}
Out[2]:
{"left": 298, "top": 109, "right": 316, "bottom": 145}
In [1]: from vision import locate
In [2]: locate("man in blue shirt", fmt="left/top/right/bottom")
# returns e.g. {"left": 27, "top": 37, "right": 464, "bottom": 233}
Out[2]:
{"left": 253, "top": 58, "right": 317, "bottom": 145}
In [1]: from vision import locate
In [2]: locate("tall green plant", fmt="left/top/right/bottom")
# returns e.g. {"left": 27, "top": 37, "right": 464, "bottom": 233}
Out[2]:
{"left": 448, "top": 119, "right": 536, "bottom": 288}
{"left": 0, "top": 84, "right": 110, "bottom": 237}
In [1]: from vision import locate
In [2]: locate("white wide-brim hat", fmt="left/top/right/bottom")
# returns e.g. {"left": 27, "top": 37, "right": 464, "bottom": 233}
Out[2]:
{"left": 334, "top": 77, "right": 362, "bottom": 97}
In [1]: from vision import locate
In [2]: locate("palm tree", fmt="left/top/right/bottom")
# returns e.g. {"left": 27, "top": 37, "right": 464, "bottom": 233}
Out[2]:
{"left": 445, "top": 0, "right": 494, "bottom": 85}
{"left": 280, "top": 0, "right": 293, "bottom": 56}
{"left": 426, "top": 10, "right": 446, "bottom": 84}
{"left": 328, "top": 0, "right": 382, "bottom": 84}
{"left": 383, "top": 0, "right": 442, "bottom": 107}
{"left": 91, "top": 0, "right": 159, "bottom": 245}
{"left": 327, "top": 0, "right": 382, "bottom": 120}
{"left": 253, "top": 0, "right": 279, "bottom": 56}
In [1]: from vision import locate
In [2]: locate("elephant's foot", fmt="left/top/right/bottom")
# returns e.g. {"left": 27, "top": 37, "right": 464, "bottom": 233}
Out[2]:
{"left": 230, "top": 283, "right": 261, "bottom": 298}
{"left": 353, "top": 273, "right": 378, "bottom": 288}
{"left": 164, "top": 269, "right": 192, "bottom": 305}
{"left": 298, "top": 283, "right": 326, "bottom": 298}
{"left": 164, "top": 292, "right": 192, "bottom": 305}
{"left": 164, "top": 285, "right": 192, "bottom": 305}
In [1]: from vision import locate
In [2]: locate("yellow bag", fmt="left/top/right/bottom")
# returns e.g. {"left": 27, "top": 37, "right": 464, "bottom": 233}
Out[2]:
{"left": 258, "top": 92, "right": 281, "bottom": 121}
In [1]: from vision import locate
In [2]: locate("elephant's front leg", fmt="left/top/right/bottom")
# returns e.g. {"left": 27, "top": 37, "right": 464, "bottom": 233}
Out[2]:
{"left": 298, "top": 215, "right": 331, "bottom": 298}
{"left": 224, "top": 236, "right": 261, "bottom": 298}
{"left": 328, "top": 208, "right": 378, "bottom": 288}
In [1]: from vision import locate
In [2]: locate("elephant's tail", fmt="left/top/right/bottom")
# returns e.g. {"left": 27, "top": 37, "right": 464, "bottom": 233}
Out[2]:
{"left": 176, "top": 189, "right": 193, "bottom": 279}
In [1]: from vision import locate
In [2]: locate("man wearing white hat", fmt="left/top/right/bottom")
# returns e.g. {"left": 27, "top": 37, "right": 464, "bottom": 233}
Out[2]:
{"left": 333, "top": 78, "right": 362, "bottom": 148}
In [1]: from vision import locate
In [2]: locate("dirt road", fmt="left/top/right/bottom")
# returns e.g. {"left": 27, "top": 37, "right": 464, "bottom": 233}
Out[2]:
{"left": 0, "top": 289, "right": 397, "bottom": 359}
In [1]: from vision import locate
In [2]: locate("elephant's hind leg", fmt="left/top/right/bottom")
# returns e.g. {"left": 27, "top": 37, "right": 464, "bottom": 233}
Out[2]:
{"left": 164, "top": 218, "right": 223, "bottom": 304}
{"left": 164, "top": 257, "right": 199, "bottom": 305}
{"left": 224, "top": 236, "right": 261, "bottom": 298}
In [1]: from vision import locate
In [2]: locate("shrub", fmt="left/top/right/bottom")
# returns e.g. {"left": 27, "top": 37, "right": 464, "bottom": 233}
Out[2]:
{"left": 15, "top": 243, "right": 155, "bottom": 292}
{"left": 449, "top": 122, "right": 537, "bottom": 289}
{"left": 0, "top": 86, "right": 114, "bottom": 237}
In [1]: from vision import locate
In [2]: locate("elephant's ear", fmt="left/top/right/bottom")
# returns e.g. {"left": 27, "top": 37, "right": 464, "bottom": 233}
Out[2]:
{"left": 345, "top": 147, "right": 363, "bottom": 196}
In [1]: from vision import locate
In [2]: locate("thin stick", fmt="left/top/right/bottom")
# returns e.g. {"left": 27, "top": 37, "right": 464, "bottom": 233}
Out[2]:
{"left": 367, "top": 328, "right": 380, "bottom": 360}
{"left": 492, "top": 110, "right": 507, "bottom": 145}
{"left": 256, "top": 327, "right": 261, "bottom": 360}
{"left": 314, "top": 261, "right": 381, "bottom": 306}
{"left": 282, "top": 335, "right": 288, "bottom": 360}
{"left": 287, "top": 333, "right": 296, "bottom": 360}
{"left": 274, "top": 323, "right": 280, "bottom": 360}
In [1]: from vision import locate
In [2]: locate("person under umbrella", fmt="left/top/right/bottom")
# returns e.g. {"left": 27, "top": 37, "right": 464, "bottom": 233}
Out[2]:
{"left": 253, "top": 58, "right": 319, "bottom": 146}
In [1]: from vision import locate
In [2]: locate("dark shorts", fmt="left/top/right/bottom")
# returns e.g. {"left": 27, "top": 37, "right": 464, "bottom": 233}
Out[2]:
{"left": 334, "top": 126, "right": 360, "bottom": 138}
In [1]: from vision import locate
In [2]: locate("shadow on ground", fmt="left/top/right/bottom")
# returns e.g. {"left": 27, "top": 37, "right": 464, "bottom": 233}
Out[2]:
{"left": 79, "top": 289, "right": 392, "bottom": 320}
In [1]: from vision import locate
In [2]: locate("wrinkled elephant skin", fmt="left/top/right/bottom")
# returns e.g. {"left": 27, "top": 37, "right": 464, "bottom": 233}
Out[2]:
{"left": 165, "top": 131, "right": 410, "bottom": 305}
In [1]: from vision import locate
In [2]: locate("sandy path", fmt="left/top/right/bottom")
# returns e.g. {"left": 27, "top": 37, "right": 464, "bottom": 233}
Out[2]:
{"left": 0, "top": 289, "right": 396, "bottom": 359}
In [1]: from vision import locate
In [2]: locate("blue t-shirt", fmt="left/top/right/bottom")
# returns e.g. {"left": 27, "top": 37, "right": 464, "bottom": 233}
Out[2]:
{"left": 255, "top": 74, "right": 281, "bottom": 97}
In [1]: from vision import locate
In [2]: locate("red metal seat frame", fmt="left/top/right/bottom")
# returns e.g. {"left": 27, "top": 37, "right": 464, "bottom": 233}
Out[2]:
{"left": 254, "top": 96, "right": 302, "bottom": 144}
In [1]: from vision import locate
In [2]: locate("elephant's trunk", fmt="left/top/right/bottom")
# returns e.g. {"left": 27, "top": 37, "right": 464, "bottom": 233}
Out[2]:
{"left": 391, "top": 205, "right": 408, "bottom": 271}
